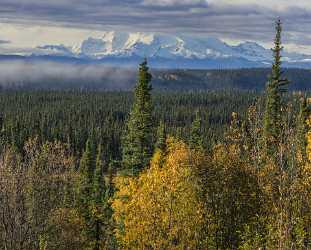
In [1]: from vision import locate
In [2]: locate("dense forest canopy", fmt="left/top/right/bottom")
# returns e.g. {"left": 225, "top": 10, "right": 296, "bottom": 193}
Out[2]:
{"left": 0, "top": 90, "right": 257, "bottom": 158}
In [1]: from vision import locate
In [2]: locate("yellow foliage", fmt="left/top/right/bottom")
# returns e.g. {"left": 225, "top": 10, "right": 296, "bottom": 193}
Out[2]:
{"left": 112, "top": 137, "right": 204, "bottom": 249}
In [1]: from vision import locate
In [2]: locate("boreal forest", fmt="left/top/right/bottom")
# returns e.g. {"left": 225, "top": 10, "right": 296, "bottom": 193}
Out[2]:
{"left": 1, "top": 19, "right": 311, "bottom": 250}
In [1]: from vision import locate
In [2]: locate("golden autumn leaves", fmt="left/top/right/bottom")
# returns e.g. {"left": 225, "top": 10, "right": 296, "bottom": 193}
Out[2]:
{"left": 110, "top": 107, "right": 311, "bottom": 249}
{"left": 113, "top": 138, "right": 204, "bottom": 249}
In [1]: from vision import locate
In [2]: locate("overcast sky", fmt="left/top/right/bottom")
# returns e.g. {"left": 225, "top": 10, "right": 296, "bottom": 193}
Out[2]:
{"left": 0, "top": 0, "right": 310, "bottom": 53}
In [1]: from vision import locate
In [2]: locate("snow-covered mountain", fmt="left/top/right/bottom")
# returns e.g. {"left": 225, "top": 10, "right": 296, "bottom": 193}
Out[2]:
{"left": 8, "top": 32, "right": 311, "bottom": 68}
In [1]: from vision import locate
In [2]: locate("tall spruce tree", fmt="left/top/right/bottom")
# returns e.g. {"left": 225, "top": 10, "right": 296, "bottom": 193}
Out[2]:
{"left": 76, "top": 139, "right": 96, "bottom": 246}
{"left": 93, "top": 145, "right": 105, "bottom": 203}
{"left": 77, "top": 138, "right": 96, "bottom": 212}
{"left": 189, "top": 111, "right": 204, "bottom": 150}
{"left": 121, "top": 59, "right": 154, "bottom": 174}
{"left": 91, "top": 145, "right": 113, "bottom": 250}
{"left": 77, "top": 141, "right": 114, "bottom": 249}
{"left": 263, "top": 19, "right": 289, "bottom": 155}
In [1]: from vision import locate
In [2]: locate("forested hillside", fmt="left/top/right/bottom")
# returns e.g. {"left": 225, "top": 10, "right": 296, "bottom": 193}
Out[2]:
{"left": 153, "top": 68, "right": 311, "bottom": 91}
{"left": 1, "top": 19, "right": 311, "bottom": 250}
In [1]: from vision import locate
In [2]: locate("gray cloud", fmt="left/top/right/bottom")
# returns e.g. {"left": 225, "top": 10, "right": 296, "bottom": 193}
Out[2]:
{"left": 0, "top": 40, "right": 10, "bottom": 45}
{"left": 0, "top": 0, "right": 310, "bottom": 51}
{"left": 0, "top": 61, "right": 137, "bottom": 90}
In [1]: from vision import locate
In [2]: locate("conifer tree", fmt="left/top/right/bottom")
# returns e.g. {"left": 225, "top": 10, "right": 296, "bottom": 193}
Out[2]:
{"left": 93, "top": 145, "right": 105, "bottom": 204}
{"left": 76, "top": 139, "right": 96, "bottom": 247}
{"left": 78, "top": 139, "right": 96, "bottom": 204}
{"left": 77, "top": 142, "right": 115, "bottom": 249}
{"left": 263, "top": 19, "right": 289, "bottom": 155}
{"left": 156, "top": 121, "right": 166, "bottom": 152}
{"left": 189, "top": 111, "right": 204, "bottom": 150}
{"left": 90, "top": 145, "right": 110, "bottom": 250}
{"left": 121, "top": 59, "right": 154, "bottom": 174}
{"left": 106, "top": 163, "right": 115, "bottom": 199}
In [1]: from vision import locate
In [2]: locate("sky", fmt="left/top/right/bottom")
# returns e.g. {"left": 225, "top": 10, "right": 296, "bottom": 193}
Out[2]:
{"left": 0, "top": 0, "right": 311, "bottom": 53}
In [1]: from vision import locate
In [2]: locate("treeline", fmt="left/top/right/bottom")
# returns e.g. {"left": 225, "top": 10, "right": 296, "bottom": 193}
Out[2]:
{"left": 1, "top": 19, "right": 311, "bottom": 249}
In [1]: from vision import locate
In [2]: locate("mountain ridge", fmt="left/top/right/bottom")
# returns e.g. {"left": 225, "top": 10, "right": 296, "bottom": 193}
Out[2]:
{"left": 3, "top": 31, "right": 311, "bottom": 69}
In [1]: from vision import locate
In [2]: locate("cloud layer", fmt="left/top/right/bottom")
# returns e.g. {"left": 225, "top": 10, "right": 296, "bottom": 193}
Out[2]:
{"left": 0, "top": 61, "right": 137, "bottom": 90}
{"left": 0, "top": 0, "right": 310, "bottom": 52}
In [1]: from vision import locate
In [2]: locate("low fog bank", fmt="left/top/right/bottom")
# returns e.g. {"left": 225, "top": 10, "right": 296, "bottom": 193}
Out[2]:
{"left": 0, "top": 61, "right": 310, "bottom": 92}
{"left": 0, "top": 61, "right": 138, "bottom": 90}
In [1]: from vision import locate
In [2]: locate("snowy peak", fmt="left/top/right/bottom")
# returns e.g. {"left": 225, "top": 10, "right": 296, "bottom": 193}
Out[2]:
{"left": 33, "top": 31, "right": 311, "bottom": 67}
{"left": 73, "top": 32, "right": 236, "bottom": 59}
{"left": 80, "top": 37, "right": 107, "bottom": 56}
{"left": 79, "top": 32, "right": 157, "bottom": 57}
{"left": 233, "top": 41, "right": 271, "bottom": 61}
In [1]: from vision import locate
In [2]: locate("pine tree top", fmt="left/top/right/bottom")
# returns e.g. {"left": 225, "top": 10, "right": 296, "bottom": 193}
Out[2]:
{"left": 269, "top": 18, "right": 289, "bottom": 90}
{"left": 190, "top": 111, "right": 204, "bottom": 150}
{"left": 136, "top": 59, "right": 152, "bottom": 93}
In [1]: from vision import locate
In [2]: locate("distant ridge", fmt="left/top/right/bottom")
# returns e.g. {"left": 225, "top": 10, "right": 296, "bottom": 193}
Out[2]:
{"left": 1, "top": 31, "right": 311, "bottom": 69}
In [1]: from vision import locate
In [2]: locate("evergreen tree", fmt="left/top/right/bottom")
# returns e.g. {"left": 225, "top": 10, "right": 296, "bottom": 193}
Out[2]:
{"left": 156, "top": 121, "right": 166, "bottom": 152}
{"left": 76, "top": 139, "right": 96, "bottom": 247}
{"left": 77, "top": 142, "right": 115, "bottom": 249}
{"left": 90, "top": 145, "right": 111, "bottom": 250}
{"left": 98, "top": 149, "right": 116, "bottom": 249}
{"left": 93, "top": 145, "right": 106, "bottom": 205}
{"left": 263, "top": 19, "right": 289, "bottom": 155}
{"left": 189, "top": 111, "right": 204, "bottom": 150}
{"left": 78, "top": 139, "right": 96, "bottom": 201}
{"left": 121, "top": 59, "right": 154, "bottom": 174}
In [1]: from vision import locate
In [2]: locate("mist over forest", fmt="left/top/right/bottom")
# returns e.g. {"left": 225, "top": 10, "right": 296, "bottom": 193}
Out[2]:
{"left": 0, "top": 61, "right": 310, "bottom": 91}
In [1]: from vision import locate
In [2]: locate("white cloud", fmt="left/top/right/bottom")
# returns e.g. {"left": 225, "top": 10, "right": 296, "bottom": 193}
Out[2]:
{"left": 0, "top": 23, "right": 104, "bottom": 49}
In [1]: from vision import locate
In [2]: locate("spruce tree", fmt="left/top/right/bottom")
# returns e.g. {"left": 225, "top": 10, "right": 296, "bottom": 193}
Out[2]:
{"left": 156, "top": 121, "right": 166, "bottom": 152}
{"left": 189, "top": 111, "right": 204, "bottom": 150}
{"left": 77, "top": 138, "right": 96, "bottom": 211}
{"left": 76, "top": 139, "right": 96, "bottom": 248}
{"left": 121, "top": 59, "right": 154, "bottom": 174}
{"left": 93, "top": 145, "right": 105, "bottom": 203}
{"left": 263, "top": 19, "right": 289, "bottom": 155}
{"left": 77, "top": 142, "right": 115, "bottom": 249}
{"left": 91, "top": 145, "right": 111, "bottom": 250}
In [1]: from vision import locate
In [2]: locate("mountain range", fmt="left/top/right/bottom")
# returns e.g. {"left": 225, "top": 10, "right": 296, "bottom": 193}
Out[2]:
{"left": 4, "top": 32, "right": 311, "bottom": 69}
